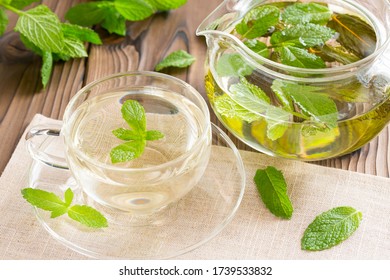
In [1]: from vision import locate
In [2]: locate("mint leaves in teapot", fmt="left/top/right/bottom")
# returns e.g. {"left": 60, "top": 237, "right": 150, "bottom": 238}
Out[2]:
{"left": 234, "top": 2, "right": 377, "bottom": 68}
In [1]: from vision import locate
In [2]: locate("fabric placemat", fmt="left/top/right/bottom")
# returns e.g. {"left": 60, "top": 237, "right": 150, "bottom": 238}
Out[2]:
{"left": 1, "top": 114, "right": 389, "bottom": 260}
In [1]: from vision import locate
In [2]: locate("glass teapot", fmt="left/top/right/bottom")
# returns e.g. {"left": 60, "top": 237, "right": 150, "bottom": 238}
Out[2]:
{"left": 197, "top": 0, "right": 390, "bottom": 160}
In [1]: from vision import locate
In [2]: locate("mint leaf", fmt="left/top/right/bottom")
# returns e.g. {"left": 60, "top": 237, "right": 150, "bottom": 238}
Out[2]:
{"left": 60, "top": 37, "right": 88, "bottom": 58}
{"left": 114, "top": 0, "right": 154, "bottom": 21}
{"left": 155, "top": 50, "right": 195, "bottom": 71}
{"left": 101, "top": 6, "right": 127, "bottom": 36}
{"left": 254, "top": 166, "right": 293, "bottom": 219}
{"left": 9, "top": 0, "right": 38, "bottom": 9}
{"left": 61, "top": 23, "right": 102, "bottom": 45}
{"left": 146, "top": 0, "right": 187, "bottom": 10}
{"left": 110, "top": 140, "right": 146, "bottom": 163}
{"left": 41, "top": 51, "right": 53, "bottom": 88}
{"left": 121, "top": 100, "right": 146, "bottom": 133}
{"left": 315, "top": 43, "right": 360, "bottom": 65}
{"left": 15, "top": 5, "right": 64, "bottom": 53}
{"left": 229, "top": 77, "right": 270, "bottom": 113}
{"left": 0, "top": 8, "right": 8, "bottom": 36}
{"left": 146, "top": 130, "right": 165, "bottom": 141}
{"left": 214, "top": 94, "right": 259, "bottom": 123}
{"left": 68, "top": 205, "right": 108, "bottom": 228}
{"left": 244, "top": 39, "right": 270, "bottom": 58}
{"left": 216, "top": 53, "right": 253, "bottom": 77}
{"left": 236, "top": 5, "right": 280, "bottom": 39}
{"left": 265, "top": 106, "right": 290, "bottom": 140}
{"left": 276, "top": 46, "right": 326, "bottom": 69}
{"left": 64, "top": 188, "right": 74, "bottom": 207}
{"left": 112, "top": 128, "right": 142, "bottom": 141}
{"left": 282, "top": 3, "right": 332, "bottom": 25}
{"left": 271, "top": 23, "right": 335, "bottom": 48}
{"left": 21, "top": 188, "right": 67, "bottom": 215}
{"left": 65, "top": 2, "right": 107, "bottom": 27}
{"left": 111, "top": 100, "right": 164, "bottom": 163}
{"left": 301, "top": 206, "right": 362, "bottom": 251}
{"left": 272, "top": 80, "right": 338, "bottom": 129}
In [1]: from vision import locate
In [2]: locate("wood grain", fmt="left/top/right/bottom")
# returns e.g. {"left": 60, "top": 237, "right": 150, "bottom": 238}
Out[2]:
{"left": 0, "top": 0, "right": 389, "bottom": 178}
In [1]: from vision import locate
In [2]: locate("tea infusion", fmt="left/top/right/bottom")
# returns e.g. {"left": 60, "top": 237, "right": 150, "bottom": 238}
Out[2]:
{"left": 206, "top": 1, "right": 390, "bottom": 159}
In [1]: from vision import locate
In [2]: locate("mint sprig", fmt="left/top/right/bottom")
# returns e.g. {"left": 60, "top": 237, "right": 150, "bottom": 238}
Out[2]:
{"left": 301, "top": 206, "right": 363, "bottom": 251}
{"left": 110, "top": 100, "right": 164, "bottom": 163}
{"left": 254, "top": 166, "right": 293, "bottom": 219}
{"left": 155, "top": 50, "right": 195, "bottom": 72}
{"left": 21, "top": 188, "right": 108, "bottom": 228}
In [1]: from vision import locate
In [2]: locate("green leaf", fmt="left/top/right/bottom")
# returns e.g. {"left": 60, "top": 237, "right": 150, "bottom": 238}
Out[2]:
{"left": 282, "top": 2, "right": 332, "bottom": 25}
{"left": 21, "top": 188, "right": 67, "bottom": 214}
{"left": 60, "top": 37, "right": 88, "bottom": 58}
{"left": 229, "top": 77, "right": 270, "bottom": 113}
{"left": 0, "top": 8, "right": 8, "bottom": 36}
{"left": 146, "top": 130, "right": 165, "bottom": 141}
{"left": 236, "top": 5, "right": 280, "bottom": 39}
{"left": 315, "top": 43, "right": 360, "bottom": 65}
{"left": 301, "top": 206, "right": 362, "bottom": 251}
{"left": 19, "top": 33, "right": 42, "bottom": 55}
{"left": 15, "top": 5, "right": 64, "bottom": 53}
{"left": 64, "top": 188, "right": 74, "bottom": 207}
{"left": 101, "top": 6, "right": 126, "bottom": 36}
{"left": 276, "top": 46, "right": 326, "bottom": 69}
{"left": 41, "top": 51, "right": 53, "bottom": 88}
{"left": 68, "top": 205, "right": 108, "bottom": 228}
{"left": 216, "top": 53, "right": 253, "bottom": 77}
{"left": 110, "top": 140, "right": 146, "bottom": 163}
{"left": 273, "top": 80, "right": 338, "bottom": 129}
{"left": 61, "top": 23, "right": 102, "bottom": 45}
{"left": 114, "top": 0, "right": 154, "bottom": 21}
{"left": 65, "top": 2, "right": 108, "bottom": 27}
{"left": 327, "top": 13, "right": 376, "bottom": 57}
{"left": 146, "top": 0, "right": 187, "bottom": 10}
{"left": 254, "top": 166, "right": 293, "bottom": 219}
{"left": 271, "top": 23, "right": 335, "bottom": 48}
{"left": 155, "top": 50, "right": 195, "bottom": 71}
{"left": 214, "top": 94, "right": 259, "bottom": 123}
{"left": 121, "top": 100, "right": 146, "bottom": 133}
{"left": 112, "top": 128, "right": 142, "bottom": 141}
{"left": 244, "top": 39, "right": 270, "bottom": 58}
{"left": 265, "top": 106, "right": 290, "bottom": 140}
{"left": 10, "top": 0, "right": 38, "bottom": 9}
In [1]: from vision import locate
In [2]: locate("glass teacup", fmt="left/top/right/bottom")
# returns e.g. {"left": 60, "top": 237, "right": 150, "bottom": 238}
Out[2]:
{"left": 26, "top": 71, "right": 211, "bottom": 215}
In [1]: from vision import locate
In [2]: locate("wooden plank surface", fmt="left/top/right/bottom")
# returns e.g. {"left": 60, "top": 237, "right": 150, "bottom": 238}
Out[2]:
{"left": 0, "top": 0, "right": 389, "bottom": 177}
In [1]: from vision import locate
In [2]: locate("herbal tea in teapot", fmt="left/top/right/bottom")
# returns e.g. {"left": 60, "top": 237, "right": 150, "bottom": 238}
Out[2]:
{"left": 198, "top": 0, "right": 390, "bottom": 160}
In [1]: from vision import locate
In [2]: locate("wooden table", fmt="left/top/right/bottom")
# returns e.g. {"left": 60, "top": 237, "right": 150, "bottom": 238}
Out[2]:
{"left": 0, "top": 0, "right": 389, "bottom": 177}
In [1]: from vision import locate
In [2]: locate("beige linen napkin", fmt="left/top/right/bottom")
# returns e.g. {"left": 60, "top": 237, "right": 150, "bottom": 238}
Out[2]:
{"left": 1, "top": 114, "right": 389, "bottom": 259}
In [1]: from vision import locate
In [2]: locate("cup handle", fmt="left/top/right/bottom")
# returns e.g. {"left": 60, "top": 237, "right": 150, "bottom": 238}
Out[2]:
{"left": 25, "top": 123, "right": 69, "bottom": 170}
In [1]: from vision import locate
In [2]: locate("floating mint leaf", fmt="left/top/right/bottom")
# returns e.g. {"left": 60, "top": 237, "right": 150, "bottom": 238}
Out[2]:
{"left": 110, "top": 140, "right": 146, "bottom": 163}
{"left": 236, "top": 5, "right": 280, "bottom": 39}
{"left": 68, "top": 205, "right": 108, "bottom": 228}
{"left": 301, "top": 206, "right": 362, "bottom": 251}
{"left": 114, "top": 0, "right": 154, "bottom": 21}
{"left": 214, "top": 94, "right": 259, "bottom": 123}
{"left": 265, "top": 106, "right": 290, "bottom": 140}
{"left": 229, "top": 77, "right": 270, "bottom": 113}
{"left": 0, "top": 8, "right": 8, "bottom": 36}
{"left": 15, "top": 5, "right": 64, "bottom": 53}
{"left": 327, "top": 13, "right": 376, "bottom": 57}
{"left": 155, "top": 50, "right": 195, "bottom": 71}
{"left": 111, "top": 100, "right": 164, "bottom": 163}
{"left": 22, "top": 187, "right": 108, "bottom": 228}
{"left": 254, "top": 166, "right": 293, "bottom": 219}
{"left": 244, "top": 39, "right": 270, "bottom": 58}
{"left": 276, "top": 46, "right": 326, "bottom": 69}
{"left": 216, "top": 53, "right": 253, "bottom": 77}
{"left": 282, "top": 2, "right": 332, "bottom": 25}
{"left": 271, "top": 23, "right": 335, "bottom": 48}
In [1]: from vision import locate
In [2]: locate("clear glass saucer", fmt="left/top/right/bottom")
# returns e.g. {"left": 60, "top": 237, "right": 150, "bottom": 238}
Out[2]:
{"left": 27, "top": 123, "right": 246, "bottom": 259}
